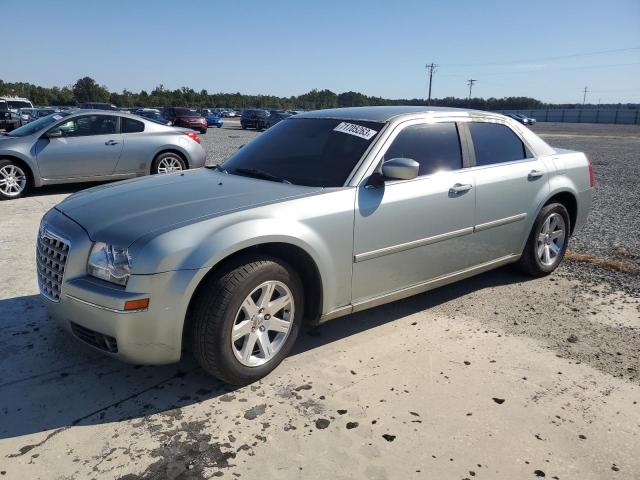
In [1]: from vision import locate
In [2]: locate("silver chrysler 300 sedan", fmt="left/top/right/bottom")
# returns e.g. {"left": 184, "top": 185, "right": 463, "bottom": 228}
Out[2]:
{"left": 0, "top": 110, "right": 206, "bottom": 200}
{"left": 38, "top": 106, "right": 593, "bottom": 384}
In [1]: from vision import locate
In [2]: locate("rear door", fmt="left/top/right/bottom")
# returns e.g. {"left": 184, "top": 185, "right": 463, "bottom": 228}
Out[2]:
{"left": 463, "top": 120, "right": 549, "bottom": 265}
{"left": 35, "top": 114, "right": 123, "bottom": 179}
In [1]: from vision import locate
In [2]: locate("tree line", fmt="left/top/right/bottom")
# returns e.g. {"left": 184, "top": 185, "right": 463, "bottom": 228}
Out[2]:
{"left": 0, "top": 77, "right": 636, "bottom": 111}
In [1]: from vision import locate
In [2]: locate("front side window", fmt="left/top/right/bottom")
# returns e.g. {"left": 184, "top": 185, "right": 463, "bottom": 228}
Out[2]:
{"left": 383, "top": 123, "right": 463, "bottom": 177}
{"left": 51, "top": 115, "right": 118, "bottom": 137}
{"left": 468, "top": 122, "right": 528, "bottom": 166}
{"left": 221, "top": 118, "right": 383, "bottom": 187}
{"left": 122, "top": 118, "right": 145, "bottom": 133}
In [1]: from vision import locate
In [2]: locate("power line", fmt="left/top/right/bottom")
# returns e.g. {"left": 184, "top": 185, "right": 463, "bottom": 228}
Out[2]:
{"left": 437, "top": 61, "right": 640, "bottom": 78}
{"left": 441, "top": 46, "right": 640, "bottom": 67}
{"left": 467, "top": 79, "right": 477, "bottom": 100}
{"left": 425, "top": 63, "right": 438, "bottom": 105}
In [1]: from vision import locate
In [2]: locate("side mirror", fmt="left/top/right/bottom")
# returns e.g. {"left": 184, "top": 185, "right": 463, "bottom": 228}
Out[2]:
{"left": 381, "top": 158, "right": 419, "bottom": 180}
{"left": 46, "top": 129, "right": 63, "bottom": 138}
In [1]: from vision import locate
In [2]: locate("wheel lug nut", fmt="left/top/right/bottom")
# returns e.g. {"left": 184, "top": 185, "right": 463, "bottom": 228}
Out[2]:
{"left": 259, "top": 326, "right": 265, "bottom": 332}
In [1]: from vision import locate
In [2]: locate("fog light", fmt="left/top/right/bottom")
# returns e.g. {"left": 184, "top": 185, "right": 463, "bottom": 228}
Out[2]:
{"left": 124, "top": 298, "right": 149, "bottom": 311}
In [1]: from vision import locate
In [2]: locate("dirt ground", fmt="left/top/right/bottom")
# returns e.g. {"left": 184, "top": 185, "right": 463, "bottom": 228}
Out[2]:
{"left": 0, "top": 123, "right": 639, "bottom": 479}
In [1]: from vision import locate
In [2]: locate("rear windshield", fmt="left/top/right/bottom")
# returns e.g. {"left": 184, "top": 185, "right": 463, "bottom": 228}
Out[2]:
{"left": 175, "top": 108, "right": 199, "bottom": 116}
{"left": 220, "top": 118, "right": 383, "bottom": 187}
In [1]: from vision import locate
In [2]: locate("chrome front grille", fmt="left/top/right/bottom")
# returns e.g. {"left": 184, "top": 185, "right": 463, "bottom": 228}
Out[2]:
{"left": 37, "top": 227, "right": 70, "bottom": 301}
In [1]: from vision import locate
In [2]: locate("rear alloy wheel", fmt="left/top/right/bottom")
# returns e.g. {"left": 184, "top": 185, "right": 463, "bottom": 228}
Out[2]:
{"left": 0, "top": 160, "right": 29, "bottom": 200}
{"left": 190, "top": 256, "right": 303, "bottom": 385}
{"left": 517, "top": 203, "right": 570, "bottom": 276}
{"left": 152, "top": 152, "right": 186, "bottom": 174}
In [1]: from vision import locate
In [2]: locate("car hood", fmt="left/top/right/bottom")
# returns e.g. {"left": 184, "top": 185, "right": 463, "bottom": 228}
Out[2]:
{"left": 55, "top": 168, "right": 323, "bottom": 246}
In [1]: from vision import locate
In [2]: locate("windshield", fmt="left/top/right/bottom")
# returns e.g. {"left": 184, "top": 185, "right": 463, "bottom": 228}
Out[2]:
{"left": 7, "top": 112, "right": 71, "bottom": 137}
{"left": 220, "top": 118, "right": 383, "bottom": 187}
{"left": 8, "top": 100, "right": 32, "bottom": 109}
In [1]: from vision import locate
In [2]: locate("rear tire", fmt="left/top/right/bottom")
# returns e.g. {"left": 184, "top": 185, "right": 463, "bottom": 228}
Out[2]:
{"left": 151, "top": 152, "right": 186, "bottom": 174}
{"left": 190, "top": 255, "right": 304, "bottom": 385}
{"left": 0, "top": 159, "right": 29, "bottom": 200}
{"left": 517, "top": 203, "right": 570, "bottom": 277}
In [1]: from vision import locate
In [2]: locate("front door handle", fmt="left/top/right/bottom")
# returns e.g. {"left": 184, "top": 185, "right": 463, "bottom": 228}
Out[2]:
{"left": 528, "top": 169, "right": 544, "bottom": 180}
{"left": 449, "top": 183, "right": 473, "bottom": 195}
{"left": 105, "top": 140, "right": 119, "bottom": 146}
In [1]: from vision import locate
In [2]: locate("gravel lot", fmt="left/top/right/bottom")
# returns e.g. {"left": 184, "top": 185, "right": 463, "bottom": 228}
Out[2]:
{"left": 0, "top": 121, "right": 638, "bottom": 479}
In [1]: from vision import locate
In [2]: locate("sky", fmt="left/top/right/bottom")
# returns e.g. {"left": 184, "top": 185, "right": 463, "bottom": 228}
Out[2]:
{"left": 3, "top": 0, "right": 640, "bottom": 103}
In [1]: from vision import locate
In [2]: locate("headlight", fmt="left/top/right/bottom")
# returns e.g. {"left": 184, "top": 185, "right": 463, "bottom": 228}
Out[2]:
{"left": 87, "top": 242, "right": 131, "bottom": 286}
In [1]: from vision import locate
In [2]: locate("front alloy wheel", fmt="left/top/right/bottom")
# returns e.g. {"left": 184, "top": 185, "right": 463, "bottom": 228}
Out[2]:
{"left": 0, "top": 161, "right": 28, "bottom": 200}
{"left": 231, "top": 281, "right": 294, "bottom": 367}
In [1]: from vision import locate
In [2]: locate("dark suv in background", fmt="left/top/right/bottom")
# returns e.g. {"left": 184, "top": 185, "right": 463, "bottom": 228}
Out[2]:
{"left": 240, "top": 109, "right": 270, "bottom": 130}
{"left": 162, "top": 107, "right": 207, "bottom": 134}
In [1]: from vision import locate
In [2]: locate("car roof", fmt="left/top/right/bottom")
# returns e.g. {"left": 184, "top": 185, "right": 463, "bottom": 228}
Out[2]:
{"left": 295, "top": 106, "right": 493, "bottom": 122}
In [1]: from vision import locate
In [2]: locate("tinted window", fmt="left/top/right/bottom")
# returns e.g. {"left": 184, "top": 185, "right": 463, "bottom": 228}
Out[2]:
{"left": 221, "top": 118, "right": 383, "bottom": 187}
{"left": 383, "top": 123, "right": 462, "bottom": 176}
{"left": 52, "top": 115, "right": 118, "bottom": 137}
{"left": 122, "top": 118, "right": 145, "bottom": 133}
{"left": 468, "top": 122, "right": 527, "bottom": 166}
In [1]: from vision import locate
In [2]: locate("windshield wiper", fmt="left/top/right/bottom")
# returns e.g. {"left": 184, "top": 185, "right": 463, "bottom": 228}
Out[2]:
{"left": 231, "top": 168, "right": 291, "bottom": 184}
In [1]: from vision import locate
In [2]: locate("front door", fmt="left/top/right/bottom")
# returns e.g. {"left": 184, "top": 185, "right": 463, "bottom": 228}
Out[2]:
{"left": 35, "top": 114, "right": 123, "bottom": 180}
{"left": 352, "top": 121, "right": 476, "bottom": 303}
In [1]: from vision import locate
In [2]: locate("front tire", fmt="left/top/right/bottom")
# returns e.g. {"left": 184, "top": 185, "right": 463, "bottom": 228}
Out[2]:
{"left": 0, "top": 159, "right": 29, "bottom": 200}
{"left": 517, "top": 203, "right": 570, "bottom": 277}
{"left": 190, "top": 256, "right": 304, "bottom": 385}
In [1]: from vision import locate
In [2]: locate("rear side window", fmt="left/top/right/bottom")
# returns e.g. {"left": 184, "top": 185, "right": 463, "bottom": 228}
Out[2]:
{"left": 383, "top": 123, "right": 462, "bottom": 176}
{"left": 468, "top": 122, "right": 527, "bottom": 166}
{"left": 122, "top": 118, "right": 145, "bottom": 133}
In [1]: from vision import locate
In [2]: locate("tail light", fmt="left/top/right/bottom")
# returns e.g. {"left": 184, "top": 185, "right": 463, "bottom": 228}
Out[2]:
{"left": 184, "top": 131, "right": 201, "bottom": 144}
{"left": 587, "top": 160, "right": 595, "bottom": 187}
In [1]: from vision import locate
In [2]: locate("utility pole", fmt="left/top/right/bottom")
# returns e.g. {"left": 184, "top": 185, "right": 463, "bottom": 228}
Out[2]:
{"left": 426, "top": 63, "right": 438, "bottom": 106}
{"left": 467, "top": 79, "right": 477, "bottom": 101}
{"left": 582, "top": 86, "right": 589, "bottom": 106}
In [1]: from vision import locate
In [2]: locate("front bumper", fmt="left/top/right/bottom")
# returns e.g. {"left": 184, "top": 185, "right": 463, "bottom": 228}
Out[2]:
{"left": 39, "top": 208, "right": 203, "bottom": 365}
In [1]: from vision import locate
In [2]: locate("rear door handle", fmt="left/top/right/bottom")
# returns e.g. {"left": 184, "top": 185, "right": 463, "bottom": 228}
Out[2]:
{"left": 528, "top": 169, "right": 544, "bottom": 180}
{"left": 105, "top": 140, "right": 119, "bottom": 146}
{"left": 449, "top": 183, "right": 473, "bottom": 195}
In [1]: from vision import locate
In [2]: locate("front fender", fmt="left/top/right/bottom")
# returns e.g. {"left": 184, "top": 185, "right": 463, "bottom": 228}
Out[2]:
{"left": 129, "top": 189, "right": 357, "bottom": 315}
